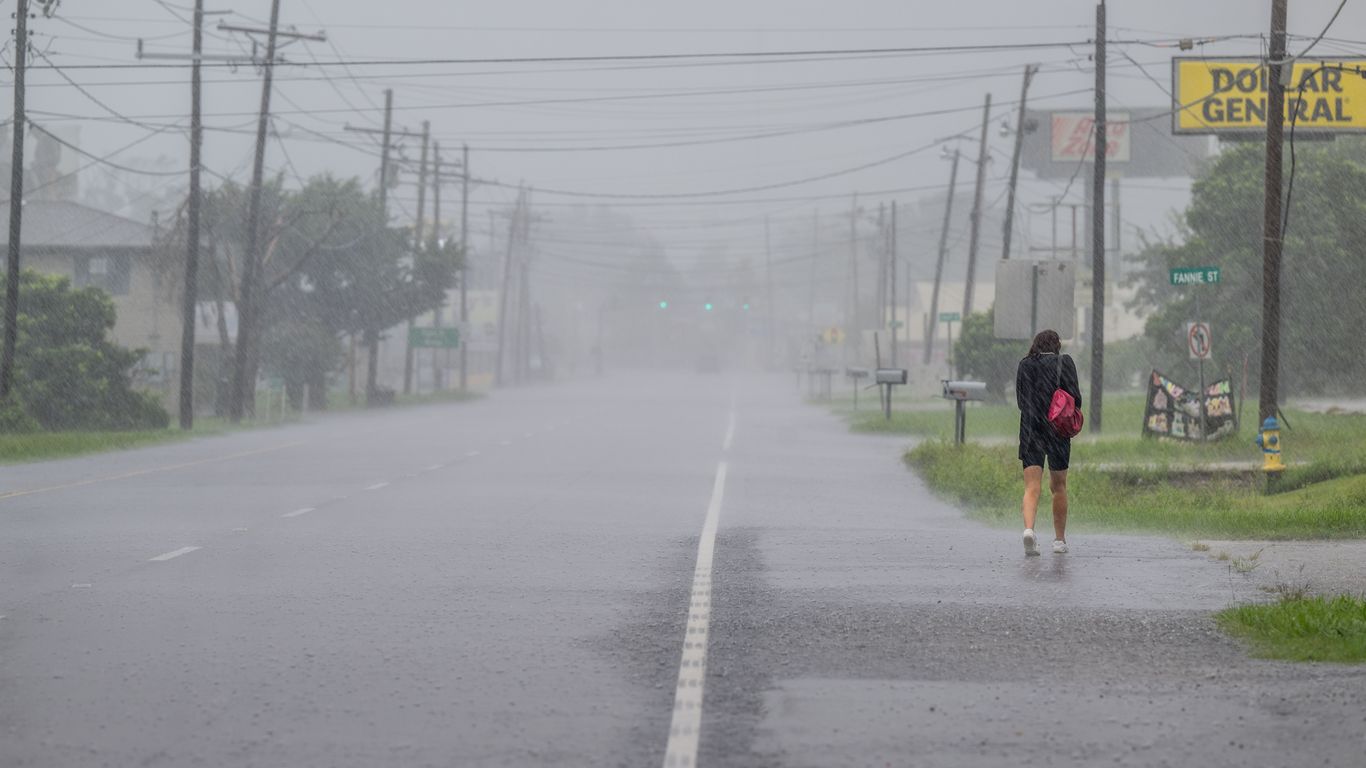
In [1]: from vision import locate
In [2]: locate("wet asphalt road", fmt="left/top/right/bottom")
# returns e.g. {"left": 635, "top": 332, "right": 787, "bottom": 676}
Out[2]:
{"left": 0, "top": 372, "right": 1362, "bottom": 767}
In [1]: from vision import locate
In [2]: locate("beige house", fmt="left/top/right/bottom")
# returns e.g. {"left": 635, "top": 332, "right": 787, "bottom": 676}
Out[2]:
{"left": 0, "top": 200, "right": 183, "bottom": 397}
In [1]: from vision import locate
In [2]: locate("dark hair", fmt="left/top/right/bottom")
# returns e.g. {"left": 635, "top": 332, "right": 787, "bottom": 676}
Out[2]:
{"left": 1027, "top": 329, "right": 1062, "bottom": 357}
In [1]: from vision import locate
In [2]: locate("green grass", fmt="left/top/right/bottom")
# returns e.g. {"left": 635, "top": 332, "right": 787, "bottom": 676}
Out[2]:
{"left": 905, "top": 440, "right": 1366, "bottom": 539}
{"left": 0, "top": 428, "right": 202, "bottom": 464}
{"left": 0, "top": 389, "right": 484, "bottom": 466}
{"left": 1217, "top": 596, "right": 1366, "bottom": 663}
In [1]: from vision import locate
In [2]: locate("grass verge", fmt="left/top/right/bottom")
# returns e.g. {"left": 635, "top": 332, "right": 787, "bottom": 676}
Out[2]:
{"left": 0, "top": 429, "right": 203, "bottom": 465}
{"left": 905, "top": 441, "right": 1366, "bottom": 539}
{"left": 1216, "top": 596, "right": 1366, "bottom": 663}
{"left": 0, "top": 389, "right": 485, "bottom": 465}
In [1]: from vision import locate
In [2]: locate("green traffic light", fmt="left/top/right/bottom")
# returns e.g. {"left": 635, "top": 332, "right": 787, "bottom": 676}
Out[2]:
{"left": 659, "top": 300, "right": 668, "bottom": 309}
{"left": 704, "top": 303, "right": 713, "bottom": 311}
{"left": 742, "top": 303, "right": 750, "bottom": 310}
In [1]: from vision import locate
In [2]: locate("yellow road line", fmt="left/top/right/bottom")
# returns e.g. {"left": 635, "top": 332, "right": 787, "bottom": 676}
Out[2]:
{"left": 0, "top": 441, "right": 307, "bottom": 502}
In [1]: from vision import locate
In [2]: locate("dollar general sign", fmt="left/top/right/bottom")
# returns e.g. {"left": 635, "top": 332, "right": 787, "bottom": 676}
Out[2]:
{"left": 1173, "top": 58, "right": 1366, "bottom": 135}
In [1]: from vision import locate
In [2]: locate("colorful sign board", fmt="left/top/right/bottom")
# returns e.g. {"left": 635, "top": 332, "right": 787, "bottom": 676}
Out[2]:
{"left": 938, "top": 312, "right": 961, "bottom": 323}
{"left": 1169, "top": 266, "right": 1221, "bottom": 286}
{"left": 1143, "top": 370, "right": 1237, "bottom": 441}
{"left": 1172, "top": 57, "right": 1366, "bottom": 134}
{"left": 1050, "top": 112, "right": 1131, "bottom": 162}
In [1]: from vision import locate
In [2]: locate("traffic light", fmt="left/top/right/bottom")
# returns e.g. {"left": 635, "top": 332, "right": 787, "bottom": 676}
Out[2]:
{"left": 704, "top": 302, "right": 713, "bottom": 311}
{"left": 658, "top": 300, "right": 668, "bottom": 309}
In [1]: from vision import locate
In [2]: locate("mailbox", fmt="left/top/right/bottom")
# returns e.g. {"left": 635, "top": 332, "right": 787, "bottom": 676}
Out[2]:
{"left": 875, "top": 368, "right": 908, "bottom": 385}
{"left": 942, "top": 380, "right": 988, "bottom": 402}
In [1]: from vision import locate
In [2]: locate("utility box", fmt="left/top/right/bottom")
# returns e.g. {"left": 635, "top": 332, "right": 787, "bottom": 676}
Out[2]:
{"left": 875, "top": 368, "right": 908, "bottom": 385}
{"left": 942, "top": 380, "right": 988, "bottom": 401}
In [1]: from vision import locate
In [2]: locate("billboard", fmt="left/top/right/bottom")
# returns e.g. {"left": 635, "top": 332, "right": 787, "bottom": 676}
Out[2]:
{"left": 1020, "top": 108, "right": 1209, "bottom": 179}
{"left": 1050, "top": 112, "right": 1131, "bottom": 163}
{"left": 1172, "top": 57, "right": 1366, "bottom": 135}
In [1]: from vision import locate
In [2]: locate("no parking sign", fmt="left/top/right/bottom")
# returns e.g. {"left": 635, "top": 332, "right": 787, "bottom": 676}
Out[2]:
{"left": 1186, "top": 321, "right": 1212, "bottom": 360}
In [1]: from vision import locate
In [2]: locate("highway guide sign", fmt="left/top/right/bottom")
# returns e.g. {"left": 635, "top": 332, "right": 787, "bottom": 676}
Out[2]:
{"left": 1170, "top": 266, "right": 1221, "bottom": 286}
{"left": 408, "top": 326, "right": 461, "bottom": 349}
{"left": 1187, "top": 321, "right": 1212, "bottom": 361}
{"left": 939, "top": 312, "right": 961, "bottom": 323}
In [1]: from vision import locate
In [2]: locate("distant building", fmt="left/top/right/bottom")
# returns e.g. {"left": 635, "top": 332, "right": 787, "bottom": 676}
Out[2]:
{"left": 0, "top": 200, "right": 183, "bottom": 399}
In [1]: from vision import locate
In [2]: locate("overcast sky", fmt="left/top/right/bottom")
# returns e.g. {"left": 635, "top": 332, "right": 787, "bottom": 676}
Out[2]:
{"left": 13, "top": 0, "right": 1365, "bottom": 266}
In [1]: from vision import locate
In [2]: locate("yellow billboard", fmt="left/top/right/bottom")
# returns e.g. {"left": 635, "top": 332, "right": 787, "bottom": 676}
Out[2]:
{"left": 1172, "top": 57, "right": 1366, "bottom": 134}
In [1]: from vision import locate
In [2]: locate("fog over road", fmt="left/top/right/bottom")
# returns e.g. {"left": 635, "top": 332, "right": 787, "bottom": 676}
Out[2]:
{"left": 1, "top": 373, "right": 1362, "bottom": 767}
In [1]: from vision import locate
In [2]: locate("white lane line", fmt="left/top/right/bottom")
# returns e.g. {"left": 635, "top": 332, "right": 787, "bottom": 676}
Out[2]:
{"left": 283, "top": 507, "right": 315, "bottom": 518}
{"left": 71, "top": 583, "right": 93, "bottom": 589}
{"left": 465, "top": 449, "right": 482, "bottom": 457}
{"left": 148, "top": 546, "right": 201, "bottom": 562}
{"left": 498, "top": 439, "right": 512, "bottom": 447}
{"left": 426, "top": 464, "right": 444, "bottom": 471}
{"left": 722, "top": 409, "right": 737, "bottom": 452}
{"left": 662, "top": 461, "right": 729, "bottom": 768}
{"left": 364, "top": 482, "right": 390, "bottom": 491}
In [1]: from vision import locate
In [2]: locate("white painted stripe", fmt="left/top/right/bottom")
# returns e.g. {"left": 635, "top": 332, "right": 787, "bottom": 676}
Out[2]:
{"left": 426, "top": 464, "right": 444, "bottom": 471}
{"left": 498, "top": 439, "right": 512, "bottom": 447}
{"left": 465, "top": 449, "right": 482, "bottom": 457}
{"left": 283, "top": 507, "right": 315, "bottom": 518}
{"left": 722, "top": 409, "right": 737, "bottom": 452}
{"left": 662, "top": 461, "right": 728, "bottom": 768}
{"left": 148, "top": 546, "right": 201, "bottom": 562}
{"left": 364, "top": 482, "right": 390, "bottom": 491}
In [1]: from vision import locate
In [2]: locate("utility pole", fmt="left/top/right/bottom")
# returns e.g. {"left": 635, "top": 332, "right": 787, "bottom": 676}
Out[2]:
{"left": 1, "top": 0, "right": 30, "bottom": 401}
{"left": 495, "top": 191, "right": 521, "bottom": 387}
{"left": 889, "top": 201, "right": 898, "bottom": 368}
{"left": 342, "top": 93, "right": 432, "bottom": 404}
{"left": 176, "top": 0, "right": 205, "bottom": 430}
{"left": 431, "top": 141, "right": 443, "bottom": 392}
{"left": 963, "top": 93, "right": 991, "bottom": 320}
{"left": 925, "top": 149, "right": 960, "bottom": 365}
{"left": 1089, "top": 1, "right": 1107, "bottom": 433}
{"left": 370, "top": 89, "right": 394, "bottom": 404}
{"left": 1001, "top": 65, "right": 1037, "bottom": 262}
{"left": 1260, "top": 0, "right": 1288, "bottom": 423}
{"left": 846, "top": 193, "right": 858, "bottom": 364}
{"left": 402, "top": 120, "right": 430, "bottom": 396}
{"left": 807, "top": 210, "right": 819, "bottom": 332}
{"left": 459, "top": 143, "right": 470, "bottom": 392}
{"left": 764, "top": 215, "right": 775, "bottom": 370}
{"left": 228, "top": 0, "right": 283, "bottom": 422}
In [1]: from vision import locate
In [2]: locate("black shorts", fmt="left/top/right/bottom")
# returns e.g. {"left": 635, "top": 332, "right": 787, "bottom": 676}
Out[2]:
{"left": 1019, "top": 423, "right": 1071, "bottom": 471}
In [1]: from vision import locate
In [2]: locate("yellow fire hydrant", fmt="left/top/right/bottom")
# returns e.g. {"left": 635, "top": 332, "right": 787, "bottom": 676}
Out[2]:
{"left": 1256, "top": 416, "right": 1285, "bottom": 475}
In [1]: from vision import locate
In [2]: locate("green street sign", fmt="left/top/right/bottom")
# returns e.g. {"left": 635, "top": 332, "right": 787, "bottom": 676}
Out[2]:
{"left": 889, "top": 320, "right": 904, "bottom": 329}
{"left": 1170, "top": 266, "right": 1221, "bottom": 286}
{"left": 408, "top": 326, "right": 461, "bottom": 349}
{"left": 939, "top": 312, "right": 961, "bottom": 323}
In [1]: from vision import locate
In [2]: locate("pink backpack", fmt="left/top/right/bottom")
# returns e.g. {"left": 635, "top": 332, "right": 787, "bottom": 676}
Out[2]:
{"left": 1047, "top": 356, "right": 1084, "bottom": 439}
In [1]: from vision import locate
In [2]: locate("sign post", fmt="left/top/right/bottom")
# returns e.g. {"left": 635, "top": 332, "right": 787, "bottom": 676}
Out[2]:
{"left": 939, "top": 312, "right": 960, "bottom": 378}
{"left": 1175, "top": 264, "right": 1218, "bottom": 440}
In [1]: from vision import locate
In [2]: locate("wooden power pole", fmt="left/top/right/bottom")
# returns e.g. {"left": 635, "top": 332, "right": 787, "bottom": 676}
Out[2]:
{"left": 1260, "top": 0, "right": 1289, "bottom": 423}
{"left": 2, "top": 0, "right": 31, "bottom": 402}
{"left": 962, "top": 93, "right": 991, "bottom": 320}
{"left": 1089, "top": 0, "right": 1107, "bottom": 434}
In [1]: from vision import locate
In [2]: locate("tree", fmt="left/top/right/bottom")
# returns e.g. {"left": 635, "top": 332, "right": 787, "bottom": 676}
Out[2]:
{"left": 0, "top": 270, "right": 168, "bottom": 431}
{"left": 199, "top": 174, "right": 458, "bottom": 412}
{"left": 953, "top": 307, "right": 1024, "bottom": 399}
{"left": 1127, "top": 139, "right": 1366, "bottom": 396}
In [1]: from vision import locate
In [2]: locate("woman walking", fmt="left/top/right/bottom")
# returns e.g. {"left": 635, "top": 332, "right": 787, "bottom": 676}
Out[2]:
{"left": 1016, "top": 330, "right": 1081, "bottom": 556}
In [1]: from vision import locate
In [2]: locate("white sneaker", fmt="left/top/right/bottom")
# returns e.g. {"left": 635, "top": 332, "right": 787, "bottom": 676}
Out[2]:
{"left": 1023, "top": 529, "right": 1039, "bottom": 556}
{"left": 1053, "top": 539, "right": 1069, "bottom": 554}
